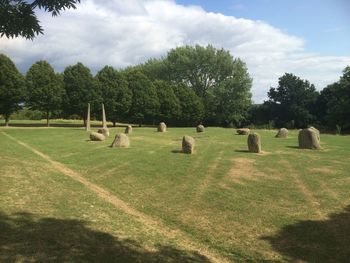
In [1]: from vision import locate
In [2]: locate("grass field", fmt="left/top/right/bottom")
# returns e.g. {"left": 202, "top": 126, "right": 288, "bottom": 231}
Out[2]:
{"left": 1, "top": 123, "right": 350, "bottom": 262}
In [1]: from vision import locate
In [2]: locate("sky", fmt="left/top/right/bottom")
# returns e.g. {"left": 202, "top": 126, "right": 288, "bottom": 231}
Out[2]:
{"left": 0, "top": 0, "right": 349, "bottom": 102}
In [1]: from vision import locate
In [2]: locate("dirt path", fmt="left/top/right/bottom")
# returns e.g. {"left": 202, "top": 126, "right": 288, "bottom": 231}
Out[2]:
{"left": 278, "top": 159, "right": 325, "bottom": 219}
{"left": 2, "top": 132, "right": 229, "bottom": 263}
{"left": 194, "top": 150, "right": 224, "bottom": 202}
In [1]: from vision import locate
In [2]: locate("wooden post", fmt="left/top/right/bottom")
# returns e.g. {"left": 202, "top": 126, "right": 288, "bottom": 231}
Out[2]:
{"left": 102, "top": 103, "right": 107, "bottom": 128}
{"left": 86, "top": 103, "right": 91, "bottom": 131}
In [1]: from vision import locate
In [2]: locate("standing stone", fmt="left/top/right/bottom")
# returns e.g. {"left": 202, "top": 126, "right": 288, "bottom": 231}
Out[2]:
{"left": 196, "top": 124, "right": 205, "bottom": 133}
{"left": 98, "top": 128, "right": 110, "bottom": 137}
{"left": 102, "top": 103, "right": 107, "bottom": 129}
{"left": 275, "top": 128, "right": 288, "bottom": 138}
{"left": 237, "top": 128, "right": 250, "bottom": 135}
{"left": 182, "top": 135, "right": 195, "bottom": 154}
{"left": 158, "top": 122, "right": 166, "bottom": 132}
{"left": 247, "top": 133, "right": 261, "bottom": 153}
{"left": 309, "top": 126, "right": 320, "bottom": 142}
{"left": 111, "top": 133, "right": 130, "bottom": 148}
{"left": 125, "top": 125, "right": 132, "bottom": 134}
{"left": 86, "top": 103, "right": 91, "bottom": 131}
{"left": 90, "top": 132, "right": 105, "bottom": 141}
{"left": 298, "top": 128, "right": 321, "bottom": 150}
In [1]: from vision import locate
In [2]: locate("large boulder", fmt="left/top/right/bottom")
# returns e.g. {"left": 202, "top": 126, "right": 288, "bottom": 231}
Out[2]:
{"left": 247, "top": 133, "right": 261, "bottom": 153}
{"left": 98, "top": 127, "right": 110, "bottom": 137}
{"left": 124, "top": 125, "right": 132, "bottom": 134}
{"left": 196, "top": 124, "right": 205, "bottom": 133}
{"left": 111, "top": 133, "right": 130, "bottom": 148}
{"left": 237, "top": 128, "right": 250, "bottom": 135}
{"left": 158, "top": 122, "right": 167, "bottom": 132}
{"left": 298, "top": 128, "right": 321, "bottom": 150}
{"left": 90, "top": 132, "right": 105, "bottom": 141}
{"left": 182, "top": 135, "right": 195, "bottom": 154}
{"left": 275, "top": 128, "right": 288, "bottom": 138}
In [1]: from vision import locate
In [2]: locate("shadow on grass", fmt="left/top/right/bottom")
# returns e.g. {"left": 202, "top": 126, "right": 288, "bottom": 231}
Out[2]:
{"left": 286, "top": 146, "right": 300, "bottom": 149}
{"left": 171, "top": 149, "right": 183, "bottom": 154}
{"left": 234, "top": 149, "right": 250, "bottom": 153}
{"left": 262, "top": 205, "right": 350, "bottom": 262}
{"left": 0, "top": 211, "right": 211, "bottom": 263}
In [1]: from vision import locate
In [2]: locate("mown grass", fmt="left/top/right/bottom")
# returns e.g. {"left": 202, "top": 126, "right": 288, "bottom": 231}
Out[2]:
{"left": 1, "top": 123, "right": 350, "bottom": 262}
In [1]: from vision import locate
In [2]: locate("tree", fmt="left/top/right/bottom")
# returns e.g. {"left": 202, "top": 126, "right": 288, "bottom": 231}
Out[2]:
{"left": 316, "top": 66, "right": 350, "bottom": 130}
{"left": 166, "top": 45, "right": 236, "bottom": 98}
{"left": 96, "top": 66, "right": 132, "bottom": 127}
{"left": 0, "top": 0, "right": 81, "bottom": 39}
{"left": 172, "top": 83, "right": 204, "bottom": 126}
{"left": 125, "top": 71, "right": 159, "bottom": 126}
{"left": 153, "top": 80, "right": 181, "bottom": 124}
{"left": 207, "top": 59, "right": 252, "bottom": 126}
{"left": 63, "top": 63, "right": 100, "bottom": 125}
{"left": 0, "top": 53, "right": 26, "bottom": 126}
{"left": 26, "top": 60, "right": 64, "bottom": 126}
{"left": 266, "top": 73, "right": 319, "bottom": 128}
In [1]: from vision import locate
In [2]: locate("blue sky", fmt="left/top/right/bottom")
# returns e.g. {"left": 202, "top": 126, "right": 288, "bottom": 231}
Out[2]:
{"left": 177, "top": 0, "right": 350, "bottom": 56}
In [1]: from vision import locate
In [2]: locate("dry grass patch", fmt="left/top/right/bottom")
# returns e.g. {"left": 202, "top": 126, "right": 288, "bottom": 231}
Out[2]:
{"left": 223, "top": 158, "right": 273, "bottom": 184}
{"left": 309, "top": 167, "right": 337, "bottom": 175}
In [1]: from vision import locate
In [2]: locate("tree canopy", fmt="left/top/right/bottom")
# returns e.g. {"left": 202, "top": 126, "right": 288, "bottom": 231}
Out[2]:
{"left": 26, "top": 60, "right": 65, "bottom": 126}
{"left": 96, "top": 66, "right": 132, "bottom": 126}
{"left": 63, "top": 62, "right": 100, "bottom": 123}
{"left": 0, "top": 0, "right": 81, "bottom": 39}
{"left": 0, "top": 53, "right": 26, "bottom": 126}
{"left": 265, "top": 73, "right": 319, "bottom": 128}
{"left": 125, "top": 70, "right": 160, "bottom": 125}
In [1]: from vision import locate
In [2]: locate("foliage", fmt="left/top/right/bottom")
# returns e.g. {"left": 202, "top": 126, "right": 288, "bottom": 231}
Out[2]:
{"left": 26, "top": 60, "right": 65, "bottom": 126}
{"left": 153, "top": 80, "right": 181, "bottom": 124}
{"left": 266, "top": 73, "right": 319, "bottom": 128}
{"left": 0, "top": 53, "right": 26, "bottom": 125}
{"left": 96, "top": 66, "right": 132, "bottom": 126}
{"left": 63, "top": 62, "right": 100, "bottom": 121}
{"left": 207, "top": 59, "right": 252, "bottom": 126}
{"left": 172, "top": 83, "right": 204, "bottom": 126}
{"left": 125, "top": 70, "right": 159, "bottom": 125}
{"left": 0, "top": 0, "right": 80, "bottom": 39}
{"left": 316, "top": 66, "right": 350, "bottom": 130}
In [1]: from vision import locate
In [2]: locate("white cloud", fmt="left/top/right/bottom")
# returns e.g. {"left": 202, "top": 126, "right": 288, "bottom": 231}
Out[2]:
{"left": 0, "top": 0, "right": 349, "bottom": 102}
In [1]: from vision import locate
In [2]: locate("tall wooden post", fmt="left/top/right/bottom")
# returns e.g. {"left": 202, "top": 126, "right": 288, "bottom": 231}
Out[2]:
{"left": 102, "top": 103, "right": 107, "bottom": 128}
{"left": 86, "top": 103, "right": 91, "bottom": 131}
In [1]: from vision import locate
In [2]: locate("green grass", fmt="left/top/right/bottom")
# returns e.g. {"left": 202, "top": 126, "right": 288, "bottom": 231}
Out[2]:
{"left": 1, "top": 124, "right": 350, "bottom": 262}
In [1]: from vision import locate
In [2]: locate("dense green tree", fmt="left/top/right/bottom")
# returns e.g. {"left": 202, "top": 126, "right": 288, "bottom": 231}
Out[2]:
{"left": 207, "top": 59, "right": 252, "bottom": 126}
{"left": 172, "top": 83, "right": 204, "bottom": 126}
{"left": 125, "top": 71, "right": 159, "bottom": 125}
{"left": 0, "top": 0, "right": 80, "bottom": 39}
{"left": 63, "top": 63, "right": 100, "bottom": 126}
{"left": 153, "top": 80, "right": 181, "bottom": 124}
{"left": 266, "top": 73, "right": 319, "bottom": 128}
{"left": 0, "top": 53, "right": 26, "bottom": 126}
{"left": 96, "top": 66, "right": 132, "bottom": 126}
{"left": 316, "top": 66, "right": 350, "bottom": 131}
{"left": 26, "top": 60, "right": 64, "bottom": 126}
{"left": 166, "top": 45, "right": 235, "bottom": 98}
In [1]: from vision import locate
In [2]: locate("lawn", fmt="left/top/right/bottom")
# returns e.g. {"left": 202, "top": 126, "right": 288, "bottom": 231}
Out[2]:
{"left": 1, "top": 123, "right": 350, "bottom": 262}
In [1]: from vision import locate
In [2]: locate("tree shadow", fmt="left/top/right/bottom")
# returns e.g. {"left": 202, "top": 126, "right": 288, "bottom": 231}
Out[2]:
{"left": 286, "top": 146, "right": 300, "bottom": 149}
{"left": 171, "top": 149, "right": 183, "bottom": 154}
{"left": 234, "top": 149, "right": 250, "bottom": 153}
{"left": 0, "top": 211, "right": 211, "bottom": 263}
{"left": 262, "top": 205, "right": 350, "bottom": 262}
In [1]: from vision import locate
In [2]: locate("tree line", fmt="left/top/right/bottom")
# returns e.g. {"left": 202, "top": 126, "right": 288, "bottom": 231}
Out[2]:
{"left": 0, "top": 45, "right": 349, "bottom": 132}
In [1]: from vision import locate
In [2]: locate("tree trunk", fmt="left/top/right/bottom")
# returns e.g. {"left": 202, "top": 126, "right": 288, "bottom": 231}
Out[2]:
{"left": 83, "top": 118, "right": 86, "bottom": 127}
{"left": 5, "top": 114, "right": 9, "bottom": 127}
{"left": 113, "top": 121, "right": 116, "bottom": 127}
{"left": 46, "top": 111, "right": 50, "bottom": 127}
